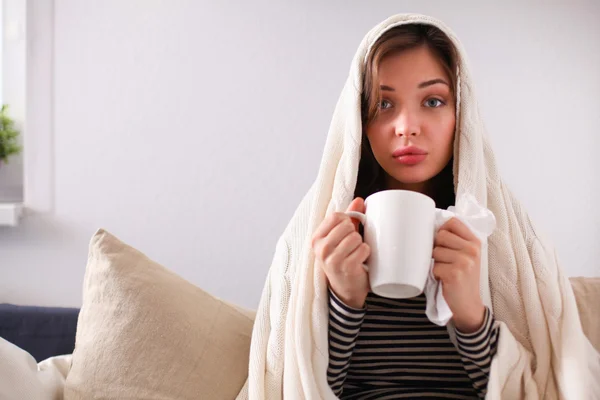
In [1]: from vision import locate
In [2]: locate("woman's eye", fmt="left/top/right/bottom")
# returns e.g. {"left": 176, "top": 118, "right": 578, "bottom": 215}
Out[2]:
{"left": 425, "top": 98, "right": 445, "bottom": 108}
{"left": 379, "top": 100, "right": 392, "bottom": 109}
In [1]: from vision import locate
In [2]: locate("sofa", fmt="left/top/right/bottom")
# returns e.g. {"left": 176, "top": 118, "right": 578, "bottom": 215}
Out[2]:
{"left": 0, "top": 230, "right": 597, "bottom": 400}
{"left": 0, "top": 304, "right": 79, "bottom": 363}
{"left": 1, "top": 277, "right": 597, "bottom": 364}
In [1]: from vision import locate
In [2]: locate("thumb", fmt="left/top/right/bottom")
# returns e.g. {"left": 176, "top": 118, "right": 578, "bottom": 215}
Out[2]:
{"left": 346, "top": 197, "right": 365, "bottom": 231}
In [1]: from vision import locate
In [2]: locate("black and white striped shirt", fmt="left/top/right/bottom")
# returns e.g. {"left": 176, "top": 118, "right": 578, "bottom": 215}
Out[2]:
{"left": 327, "top": 290, "right": 499, "bottom": 399}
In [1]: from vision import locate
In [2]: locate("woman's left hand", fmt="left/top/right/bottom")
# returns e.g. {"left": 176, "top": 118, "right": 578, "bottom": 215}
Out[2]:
{"left": 432, "top": 217, "right": 486, "bottom": 333}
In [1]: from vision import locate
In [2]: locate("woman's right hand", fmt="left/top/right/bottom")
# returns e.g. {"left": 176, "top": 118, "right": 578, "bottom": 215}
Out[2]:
{"left": 311, "top": 198, "right": 371, "bottom": 309}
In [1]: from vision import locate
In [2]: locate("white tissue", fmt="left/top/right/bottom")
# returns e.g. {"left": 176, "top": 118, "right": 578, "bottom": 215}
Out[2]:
{"left": 424, "top": 194, "right": 497, "bottom": 326}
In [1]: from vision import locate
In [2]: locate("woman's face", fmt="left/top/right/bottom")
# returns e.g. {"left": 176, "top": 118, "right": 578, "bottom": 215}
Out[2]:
{"left": 366, "top": 45, "right": 456, "bottom": 194}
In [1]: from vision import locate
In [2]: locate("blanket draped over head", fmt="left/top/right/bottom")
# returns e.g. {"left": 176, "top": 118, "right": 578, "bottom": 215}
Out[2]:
{"left": 236, "top": 13, "right": 600, "bottom": 400}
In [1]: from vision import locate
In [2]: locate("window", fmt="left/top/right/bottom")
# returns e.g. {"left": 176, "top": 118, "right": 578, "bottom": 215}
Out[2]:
{"left": 0, "top": 0, "right": 26, "bottom": 225}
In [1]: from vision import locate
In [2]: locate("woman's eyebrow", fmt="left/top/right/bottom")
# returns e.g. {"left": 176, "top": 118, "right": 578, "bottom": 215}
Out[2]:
{"left": 418, "top": 78, "right": 449, "bottom": 89}
{"left": 379, "top": 79, "right": 449, "bottom": 92}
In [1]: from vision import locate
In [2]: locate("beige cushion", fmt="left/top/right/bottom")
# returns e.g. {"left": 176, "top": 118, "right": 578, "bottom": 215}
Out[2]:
{"left": 64, "top": 229, "right": 254, "bottom": 400}
{"left": 570, "top": 277, "right": 600, "bottom": 352}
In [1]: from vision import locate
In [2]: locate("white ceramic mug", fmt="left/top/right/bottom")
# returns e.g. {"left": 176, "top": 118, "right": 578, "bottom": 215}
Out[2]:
{"left": 345, "top": 189, "right": 436, "bottom": 299}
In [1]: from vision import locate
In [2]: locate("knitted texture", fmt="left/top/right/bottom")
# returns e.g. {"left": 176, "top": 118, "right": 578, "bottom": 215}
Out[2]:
{"left": 239, "top": 13, "right": 600, "bottom": 400}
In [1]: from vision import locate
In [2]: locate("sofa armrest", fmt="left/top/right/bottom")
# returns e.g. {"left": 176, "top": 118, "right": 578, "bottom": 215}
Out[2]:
{"left": 0, "top": 303, "right": 79, "bottom": 362}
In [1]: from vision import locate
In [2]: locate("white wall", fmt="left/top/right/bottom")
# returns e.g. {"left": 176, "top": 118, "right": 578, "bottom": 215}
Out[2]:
{"left": 1, "top": 0, "right": 599, "bottom": 308}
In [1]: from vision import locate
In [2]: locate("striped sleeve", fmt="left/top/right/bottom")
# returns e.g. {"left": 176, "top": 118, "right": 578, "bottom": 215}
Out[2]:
{"left": 454, "top": 307, "right": 500, "bottom": 399}
{"left": 326, "top": 289, "right": 366, "bottom": 397}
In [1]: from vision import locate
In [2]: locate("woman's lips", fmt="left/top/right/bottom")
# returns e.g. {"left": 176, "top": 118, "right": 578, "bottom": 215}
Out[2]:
{"left": 392, "top": 146, "right": 428, "bottom": 165}
{"left": 393, "top": 154, "right": 427, "bottom": 165}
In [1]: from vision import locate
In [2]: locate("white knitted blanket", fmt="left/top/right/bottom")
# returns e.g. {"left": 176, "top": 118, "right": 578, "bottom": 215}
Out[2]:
{"left": 238, "top": 13, "right": 600, "bottom": 400}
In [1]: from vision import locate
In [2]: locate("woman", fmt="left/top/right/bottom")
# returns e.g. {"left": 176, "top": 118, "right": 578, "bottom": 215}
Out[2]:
{"left": 313, "top": 23, "right": 496, "bottom": 399}
{"left": 242, "top": 13, "right": 599, "bottom": 400}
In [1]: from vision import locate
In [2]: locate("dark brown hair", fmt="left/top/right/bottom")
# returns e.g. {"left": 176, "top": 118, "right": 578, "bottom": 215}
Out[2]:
{"left": 354, "top": 24, "right": 458, "bottom": 210}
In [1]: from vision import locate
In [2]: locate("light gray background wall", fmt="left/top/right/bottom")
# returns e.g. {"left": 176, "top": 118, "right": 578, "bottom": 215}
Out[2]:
{"left": 1, "top": 0, "right": 599, "bottom": 308}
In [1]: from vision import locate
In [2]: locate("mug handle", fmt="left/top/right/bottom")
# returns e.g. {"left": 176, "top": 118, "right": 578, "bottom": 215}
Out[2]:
{"left": 343, "top": 211, "right": 369, "bottom": 272}
{"left": 344, "top": 211, "right": 366, "bottom": 225}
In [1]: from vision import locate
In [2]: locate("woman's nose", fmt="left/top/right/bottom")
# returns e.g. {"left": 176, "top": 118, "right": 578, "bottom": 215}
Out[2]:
{"left": 394, "top": 110, "right": 421, "bottom": 137}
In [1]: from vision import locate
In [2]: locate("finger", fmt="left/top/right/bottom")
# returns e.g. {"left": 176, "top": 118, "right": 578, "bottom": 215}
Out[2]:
{"left": 316, "top": 217, "right": 356, "bottom": 260}
{"left": 326, "top": 230, "right": 363, "bottom": 265}
{"left": 311, "top": 198, "right": 365, "bottom": 246}
{"left": 311, "top": 212, "right": 347, "bottom": 246}
{"left": 439, "top": 217, "right": 479, "bottom": 243}
{"left": 432, "top": 261, "right": 454, "bottom": 282}
{"left": 346, "top": 197, "right": 365, "bottom": 231}
{"left": 432, "top": 261, "right": 445, "bottom": 281}
{"left": 434, "top": 229, "right": 469, "bottom": 251}
{"left": 343, "top": 243, "right": 371, "bottom": 273}
{"left": 432, "top": 246, "right": 458, "bottom": 264}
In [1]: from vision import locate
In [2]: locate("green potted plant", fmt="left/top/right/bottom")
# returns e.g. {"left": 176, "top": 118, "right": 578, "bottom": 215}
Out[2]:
{"left": 0, "top": 104, "right": 22, "bottom": 167}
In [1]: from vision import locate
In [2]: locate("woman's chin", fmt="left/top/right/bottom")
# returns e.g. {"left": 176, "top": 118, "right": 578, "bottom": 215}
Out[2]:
{"left": 386, "top": 169, "right": 435, "bottom": 188}
{"left": 387, "top": 158, "right": 451, "bottom": 183}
